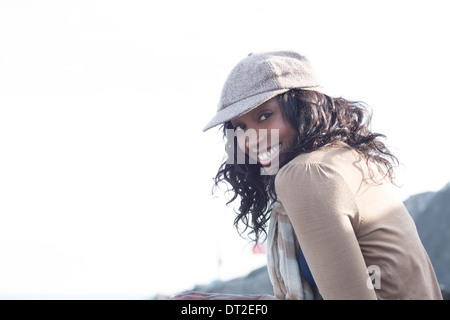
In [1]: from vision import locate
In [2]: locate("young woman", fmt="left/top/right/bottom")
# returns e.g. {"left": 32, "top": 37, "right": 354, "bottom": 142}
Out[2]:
{"left": 173, "top": 51, "right": 442, "bottom": 300}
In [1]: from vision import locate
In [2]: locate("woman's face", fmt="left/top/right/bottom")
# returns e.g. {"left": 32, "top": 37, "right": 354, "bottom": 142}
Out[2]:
{"left": 230, "top": 97, "right": 297, "bottom": 168}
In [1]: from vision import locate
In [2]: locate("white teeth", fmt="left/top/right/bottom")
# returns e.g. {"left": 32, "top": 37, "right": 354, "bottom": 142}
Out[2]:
{"left": 258, "top": 144, "right": 280, "bottom": 161}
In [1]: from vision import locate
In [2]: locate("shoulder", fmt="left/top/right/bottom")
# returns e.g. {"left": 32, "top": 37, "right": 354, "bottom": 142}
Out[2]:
{"left": 280, "top": 142, "right": 360, "bottom": 168}
{"left": 274, "top": 143, "right": 364, "bottom": 229}
{"left": 275, "top": 142, "right": 363, "bottom": 194}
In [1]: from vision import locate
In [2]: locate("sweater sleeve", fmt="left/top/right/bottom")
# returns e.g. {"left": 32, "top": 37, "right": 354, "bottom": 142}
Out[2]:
{"left": 275, "top": 162, "right": 377, "bottom": 300}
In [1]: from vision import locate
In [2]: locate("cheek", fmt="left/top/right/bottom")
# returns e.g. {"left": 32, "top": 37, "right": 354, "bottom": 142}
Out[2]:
{"left": 278, "top": 123, "right": 297, "bottom": 148}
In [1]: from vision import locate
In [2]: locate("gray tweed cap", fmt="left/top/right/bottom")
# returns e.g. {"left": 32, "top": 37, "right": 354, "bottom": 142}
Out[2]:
{"left": 203, "top": 51, "right": 321, "bottom": 132}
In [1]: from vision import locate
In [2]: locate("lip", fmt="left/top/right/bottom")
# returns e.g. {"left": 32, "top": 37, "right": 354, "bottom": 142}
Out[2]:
{"left": 257, "top": 144, "right": 281, "bottom": 167}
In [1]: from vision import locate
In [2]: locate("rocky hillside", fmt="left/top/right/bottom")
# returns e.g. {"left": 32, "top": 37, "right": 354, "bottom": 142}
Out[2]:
{"left": 189, "top": 266, "right": 274, "bottom": 296}
{"left": 404, "top": 182, "right": 450, "bottom": 297}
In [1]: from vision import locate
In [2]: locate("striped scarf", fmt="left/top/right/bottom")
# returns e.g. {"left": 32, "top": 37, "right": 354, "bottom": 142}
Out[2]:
{"left": 266, "top": 201, "right": 320, "bottom": 300}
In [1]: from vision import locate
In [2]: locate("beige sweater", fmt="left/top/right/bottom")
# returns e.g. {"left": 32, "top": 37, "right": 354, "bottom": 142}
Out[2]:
{"left": 274, "top": 143, "right": 442, "bottom": 299}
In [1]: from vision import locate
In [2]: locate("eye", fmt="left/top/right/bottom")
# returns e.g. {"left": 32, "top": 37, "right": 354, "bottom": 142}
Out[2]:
{"left": 259, "top": 112, "right": 272, "bottom": 122}
{"left": 233, "top": 124, "right": 245, "bottom": 131}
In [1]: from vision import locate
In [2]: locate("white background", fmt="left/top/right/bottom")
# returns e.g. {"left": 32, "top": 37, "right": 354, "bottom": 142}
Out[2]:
{"left": 0, "top": 0, "right": 449, "bottom": 298}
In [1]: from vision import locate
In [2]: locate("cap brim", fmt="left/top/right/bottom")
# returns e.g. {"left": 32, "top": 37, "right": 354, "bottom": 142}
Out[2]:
{"left": 203, "top": 88, "right": 290, "bottom": 132}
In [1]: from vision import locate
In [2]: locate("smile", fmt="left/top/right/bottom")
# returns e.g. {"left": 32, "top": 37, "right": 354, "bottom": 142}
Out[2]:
{"left": 257, "top": 144, "right": 281, "bottom": 166}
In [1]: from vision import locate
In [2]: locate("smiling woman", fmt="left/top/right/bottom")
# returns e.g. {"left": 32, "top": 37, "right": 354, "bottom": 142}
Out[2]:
{"left": 172, "top": 51, "right": 443, "bottom": 300}
{"left": 230, "top": 97, "right": 296, "bottom": 168}
{"left": 1, "top": 0, "right": 448, "bottom": 301}
{"left": 217, "top": 88, "right": 399, "bottom": 245}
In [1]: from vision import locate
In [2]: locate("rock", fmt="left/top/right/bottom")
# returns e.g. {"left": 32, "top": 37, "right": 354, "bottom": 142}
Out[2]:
{"left": 408, "top": 183, "right": 450, "bottom": 292}
{"left": 191, "top": 266, "right": 273, "bottom": 296}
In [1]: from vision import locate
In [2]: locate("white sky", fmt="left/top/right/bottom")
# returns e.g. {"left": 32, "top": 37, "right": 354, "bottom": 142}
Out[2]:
{"left": 0, "top": 0, "right": 449, "bottom": 299}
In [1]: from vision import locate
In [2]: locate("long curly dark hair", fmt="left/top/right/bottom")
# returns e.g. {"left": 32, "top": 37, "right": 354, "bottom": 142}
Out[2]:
{"left": 213, "top": 89, "right": 399, "bottom": 243}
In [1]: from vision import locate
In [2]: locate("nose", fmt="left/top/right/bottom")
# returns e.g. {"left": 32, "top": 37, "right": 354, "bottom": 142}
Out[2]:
{"left": 244, "top": 129, "right": 267, "bottom": 153}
